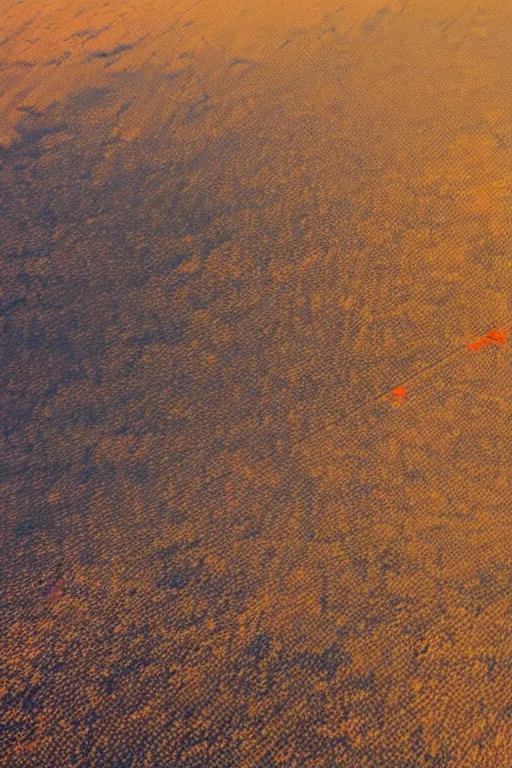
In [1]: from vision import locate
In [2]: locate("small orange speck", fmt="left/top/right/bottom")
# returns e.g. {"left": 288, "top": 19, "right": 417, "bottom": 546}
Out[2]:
{"left": 388, "top": 386, "right": 408, "bottom": 407}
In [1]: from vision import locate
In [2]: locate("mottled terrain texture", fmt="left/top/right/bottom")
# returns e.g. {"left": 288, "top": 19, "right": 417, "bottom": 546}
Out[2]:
{"left": 2, "top": 0, "right": 512, "bottom": 765}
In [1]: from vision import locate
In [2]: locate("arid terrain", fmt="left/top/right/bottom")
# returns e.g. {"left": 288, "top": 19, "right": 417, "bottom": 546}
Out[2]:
{"left": 1, "top": 0, "right": 512, "bottom": 765}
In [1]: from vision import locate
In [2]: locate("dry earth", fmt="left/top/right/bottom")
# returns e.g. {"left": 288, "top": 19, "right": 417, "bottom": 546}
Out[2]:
{"left": 1, "top": 0, "right": 512, "bottom": 765}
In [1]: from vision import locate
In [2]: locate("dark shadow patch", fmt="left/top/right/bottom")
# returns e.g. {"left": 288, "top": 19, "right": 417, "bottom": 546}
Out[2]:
{"left": 241, "top": 523, "right": 262, "bottom": 539}
{"left": 77, "top": 445, "right": 99, "bottom": 485}
{"left": 14, "top": 518, "right": 40, "bottom": 539}
{"left": 89, "top": 43, "right": 135, "bottom": 60}
{"left": 201, "top": 233, "right": 233, "bottom": 265}
{"left": 77, "top": 465, "right": 98, "bottom": 485}
{"left": 4, "top": 244, "right": 55, "bottom": 261}
{"left": 125, "top": 460, "right": 150, "bottom": 485}
{"left": 0, "top": 296, "right": 26, "bottom": 315}
{"left": 185, "top": 93, "right": 215, "bottom": 123}
{"left": 68, "top": 403, "right": 107, "bottom": 427}
{"left": 164, "top": 505, "right": 187, "bottom": 525}
{"left": 16, "top": 105, "right": 44, "bottom": 117}
{"left": 157, "top": 567, "right": 199, "bottom": 597}
{"left": 156, "top": 540, "right": 201, "bottom": 591}
{"left": 290, "top": 643, "right": 352, "bottom": 681}
{"left": 85, "top": 25, "right": 112, "bottom": 40}
{"left": 11, "top": 60, "right": 34, "bottom": 69}
{"left": 157, "top": 540, "right": 200, "bottom": 561}
{"left": 68, "top": 87, "right": 111, "bottom": 110}
{"left": 53, "top": 333, "right": 75, "bottom": 358}
{"left": 6, "top": 684, "right": 44, "bottom": 715}
{"left": 166, "top": 251, "right": 188, "bottom": 271}
{"left": 10, "top": 122, "right": 68, "bottom": 153}
{"left": 67, "top": 28, "right": 93, "bottom": 39}
{"left": 38, "top": 203, "right": 57, "bottom": 232}
{"left": 166, "top": 568, "right": 191, "bottom": 589}
{"left": 245, "top": 633, "right": 271, "bottom": 661}
{"left": 363, "top": 5, "right": 391, "bottom": 32}
{"left": 228, "top": 57, "right": 258, "bottom": 68}
{"left": 126, "top": 312, "right": 185, "bottom": 348}
{"left": 301, "top": 476, "right": 317, "bottom": 541}
{"left": 353, "top": 670, "right": 376, "bottom": 691}
{"left": 45, "top": 52, "right": 72, "bottom": 67}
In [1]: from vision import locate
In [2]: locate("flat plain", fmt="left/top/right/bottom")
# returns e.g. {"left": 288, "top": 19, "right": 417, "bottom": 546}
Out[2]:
{"left": 1, "top": 0, "right": 512, "bottom": 765}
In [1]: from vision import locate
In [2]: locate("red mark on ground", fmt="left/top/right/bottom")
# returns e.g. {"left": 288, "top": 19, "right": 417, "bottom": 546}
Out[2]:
{"left": 45, "top": 579, "right": 63, "bottom": 603}
{"left": 389, "top": 386, "right": 408, "bottom": 406}
{"left": 465, "top": 328, "right": 508, "bottom": 350}
{"left": 485, "top": 329, "right": 507, "bottom": 344}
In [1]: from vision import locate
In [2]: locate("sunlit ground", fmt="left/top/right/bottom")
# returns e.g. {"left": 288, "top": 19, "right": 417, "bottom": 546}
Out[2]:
{"left": 2, "top": 0, "right": 512, "bottom": 765}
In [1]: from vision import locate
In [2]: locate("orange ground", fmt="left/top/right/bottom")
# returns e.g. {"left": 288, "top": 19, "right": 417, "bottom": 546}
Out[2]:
{"left": 1, "top": 0, "right": 512, "bottom": 765}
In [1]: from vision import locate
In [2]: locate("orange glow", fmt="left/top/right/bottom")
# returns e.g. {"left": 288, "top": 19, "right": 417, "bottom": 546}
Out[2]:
{"left": 465, "top": 328, "right": 508, "bottom": 350}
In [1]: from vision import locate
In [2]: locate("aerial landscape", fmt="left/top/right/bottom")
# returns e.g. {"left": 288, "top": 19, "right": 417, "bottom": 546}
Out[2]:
{"left": 1, "top": 0, "right": 512, "bottom": 765}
